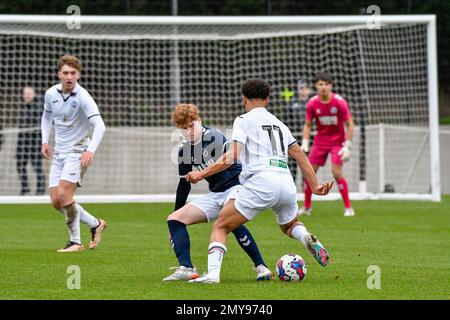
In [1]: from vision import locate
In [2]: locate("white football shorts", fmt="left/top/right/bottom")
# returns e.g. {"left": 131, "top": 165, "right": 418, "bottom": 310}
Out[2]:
{"left": 190, "top": 185, "right": 241, "bottom": 222}
{"left": 234, "top": 172, "right": 298, "bottom": 225}
{"left": 49, "top": 152, "right": 86, "bottom": 188}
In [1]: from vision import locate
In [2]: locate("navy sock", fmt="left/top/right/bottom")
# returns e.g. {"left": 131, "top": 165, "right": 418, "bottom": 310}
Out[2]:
{"left": 232, "top": 225, "right": 266, "bottom": 268}
{"left": 167, "top": 220, "right": 193, "bottom": 268}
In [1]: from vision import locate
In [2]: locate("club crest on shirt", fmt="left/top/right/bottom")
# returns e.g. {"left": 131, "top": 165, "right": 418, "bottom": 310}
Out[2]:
{"left": 316, "top": 109, "right": 321, "bottom": 114}
{"left": 331, "top": 106, "right": 338, "bottom": 114}
{"left": 70, "top": 100, "right": 78, "bottom": 108}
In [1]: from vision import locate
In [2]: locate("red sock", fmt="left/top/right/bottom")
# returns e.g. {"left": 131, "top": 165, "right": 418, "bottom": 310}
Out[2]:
{"left": 337, "top": 177, "right": 351, "bottom": 208}
{"left": 303, "top": 179, "right": 312, "bottom": 209}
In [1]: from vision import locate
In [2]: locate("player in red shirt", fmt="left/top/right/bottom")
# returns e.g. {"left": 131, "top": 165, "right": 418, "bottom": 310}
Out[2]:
{"left": 299, "top": 72, "right": 355, "bottom": 217}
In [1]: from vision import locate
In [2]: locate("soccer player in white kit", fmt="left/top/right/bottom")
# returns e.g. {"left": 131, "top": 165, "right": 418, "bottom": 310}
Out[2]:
{"left": 41, "top": 55, "right": 107, "bottom": 253}
{"left": 186, "top": 79, "right": 334, "bottom": 283}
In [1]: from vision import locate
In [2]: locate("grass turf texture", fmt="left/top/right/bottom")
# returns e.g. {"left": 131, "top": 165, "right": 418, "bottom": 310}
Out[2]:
{"left": 439, "top": 116, "right": 450, "bottom": 125}
{"left": 0, "top": 197, "right": 449, "bottom": 300}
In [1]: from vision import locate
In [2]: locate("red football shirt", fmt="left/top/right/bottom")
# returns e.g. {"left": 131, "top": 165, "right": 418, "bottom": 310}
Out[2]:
{"left": 305, "top": 93, "right": 351, "bottom": 147}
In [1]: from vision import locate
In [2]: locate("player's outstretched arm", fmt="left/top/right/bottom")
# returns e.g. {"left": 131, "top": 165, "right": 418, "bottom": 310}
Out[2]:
{"left": 186, "top": 141, "right": 243, "bottom": 184}
{"left": 288, "top": 143, "right": 334, "bottom": 195}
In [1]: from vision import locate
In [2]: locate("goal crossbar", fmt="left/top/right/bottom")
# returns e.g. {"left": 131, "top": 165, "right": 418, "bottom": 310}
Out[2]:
{"left": 0, "top": 14, "right": 437, "bottom": 25}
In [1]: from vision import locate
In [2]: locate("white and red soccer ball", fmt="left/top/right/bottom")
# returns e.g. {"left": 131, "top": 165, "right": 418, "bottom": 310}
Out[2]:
{"left": 276, "top": 253, "right": 307, "bottom": 282}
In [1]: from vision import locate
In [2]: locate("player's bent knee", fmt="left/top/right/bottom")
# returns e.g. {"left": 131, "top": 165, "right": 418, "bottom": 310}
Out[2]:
{"left": 281, "top": 219, "right": 301, "bottom": 237}
{"left": 167, "top": 205, "right": 207, "bottom": 225}
{"left": 48, "top": 188, "right": 60, "bottom": 210}
{"left": 214, "top": 217, "right": 240, "bottom": 234}
{"left": 332, "top": 167, "right": 343, "bottom": 180}
{"left": 279, "top": 224, "right": 291, "bottom": 235}
{"left": 215, "top": 217, "right": 234, "bottom": 232}
{"left": 211, "top": 218, "right": 230, "bottom": 233}
{"left": 50, "top": 198, "right": 61, "bottom": 210}
{"left": 167, "top": 211, "right": 179, "bottom": 221}
{"left": 57, "top": 188, "right": 73, "bottom": 208}
{"left": 211, "top": 218, "right": 225, "bottom": 230}
{"left": 214, "top": 223, "right": 234, "bottom": 235}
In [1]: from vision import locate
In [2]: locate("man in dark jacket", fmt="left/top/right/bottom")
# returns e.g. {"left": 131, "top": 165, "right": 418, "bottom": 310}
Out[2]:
{"left": 16, "top": 86, "right": 45, "bottom": 195}
{"left": 281, "top": 79, "right": 314, "bottom": 183}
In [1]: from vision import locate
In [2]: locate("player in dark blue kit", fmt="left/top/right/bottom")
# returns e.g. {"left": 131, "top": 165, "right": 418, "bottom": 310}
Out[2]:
{"left": 163, "top": 103, "right": 273, "bottom": 282}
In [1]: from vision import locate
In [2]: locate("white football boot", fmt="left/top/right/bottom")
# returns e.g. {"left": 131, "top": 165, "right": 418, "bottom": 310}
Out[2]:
{"left": 254, "top": 264, "right": 273, "bottom": 281}
{"left": 162, "top": 266, "right": 199, "bottom": 282}
{"left": 344, "top": 208, "right": 355, "bottom": 217}
{"left": 57, "top": 241, "right": 83, "bottom": 253}
{"left": 188, "top": 272, "right": 220, "bottom": 284}
{"left": 298, "top": 207, "right": 312, "bottom": 216}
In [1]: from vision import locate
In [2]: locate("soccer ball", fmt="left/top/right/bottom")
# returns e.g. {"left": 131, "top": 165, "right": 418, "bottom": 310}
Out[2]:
{"left": 276, "top": 253, "right": 307, "bottom": 281}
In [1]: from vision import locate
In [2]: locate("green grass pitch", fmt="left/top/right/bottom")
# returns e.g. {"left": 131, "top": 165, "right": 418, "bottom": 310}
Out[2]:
{"left": 0, "top": 197, "right": 449, "bottom": 300}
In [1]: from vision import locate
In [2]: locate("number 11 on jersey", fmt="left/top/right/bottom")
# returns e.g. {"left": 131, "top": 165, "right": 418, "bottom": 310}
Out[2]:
{"left": 262, "top": 125, "right": 286, "bottom": 156}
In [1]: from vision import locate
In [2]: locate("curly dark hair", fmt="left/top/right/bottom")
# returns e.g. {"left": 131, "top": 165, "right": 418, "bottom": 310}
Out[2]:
{"left": 241, "top": 78, "right": 271, "bottom": 99}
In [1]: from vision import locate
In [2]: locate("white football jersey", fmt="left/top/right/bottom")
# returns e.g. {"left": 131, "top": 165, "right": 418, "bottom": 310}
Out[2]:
{"left": 44, "top": 83, "right": 100, "bottom": 153}
{"left": 231, "top": 107, "right": 297, "bottom": 183}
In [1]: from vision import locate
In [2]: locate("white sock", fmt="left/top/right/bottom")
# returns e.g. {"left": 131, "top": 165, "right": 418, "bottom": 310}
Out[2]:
{"left": 207, "top": 242, "right": 227, "bottom": 278}
{"left": 61, "top": 203, "right": 81, "bottom": 244}
{"left": 76, "top": 203, "right": 99, "bottom": 228}
{"left": 291, "top": 224, "right": 309, "bottom": 247}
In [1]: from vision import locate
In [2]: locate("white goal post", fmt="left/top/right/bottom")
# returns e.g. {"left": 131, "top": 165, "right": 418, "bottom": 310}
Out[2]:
{"left": 0, "top": 15, "right": 440, "bottom": 203}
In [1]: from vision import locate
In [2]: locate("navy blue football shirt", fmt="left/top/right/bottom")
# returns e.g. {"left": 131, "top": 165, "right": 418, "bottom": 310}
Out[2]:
{"left": 178, "top": 126, "right": 241, "bottom": 192}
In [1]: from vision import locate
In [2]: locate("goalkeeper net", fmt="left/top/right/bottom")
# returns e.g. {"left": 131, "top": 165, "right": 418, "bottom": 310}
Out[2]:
{"left": 0, "top": 15, "right": 440, "bottom": 202}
